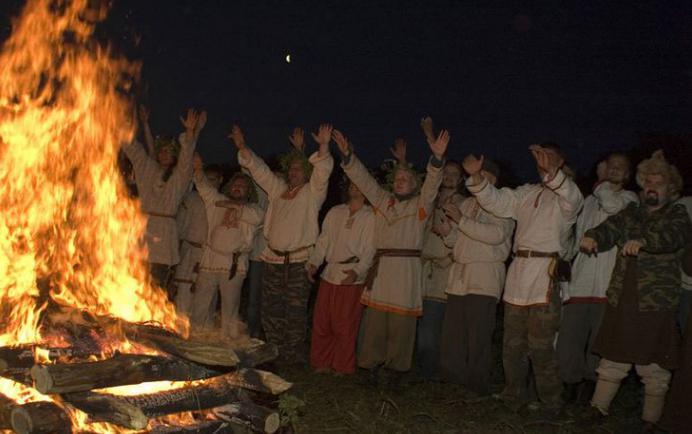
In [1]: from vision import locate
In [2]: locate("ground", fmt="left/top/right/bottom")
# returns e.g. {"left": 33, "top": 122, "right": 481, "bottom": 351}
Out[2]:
{"left": 272, "top": 365, "right": 644, "bottom": 434}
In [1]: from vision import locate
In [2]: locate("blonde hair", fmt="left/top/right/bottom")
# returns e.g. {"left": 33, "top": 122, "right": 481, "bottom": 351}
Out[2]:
{"left": 636, "top": 150, "right": 683, "bottom": 200}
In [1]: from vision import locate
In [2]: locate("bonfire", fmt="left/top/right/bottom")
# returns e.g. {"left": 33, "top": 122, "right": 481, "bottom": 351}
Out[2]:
{"left": 0, "top": 1, "right": 289, "bottom": 432}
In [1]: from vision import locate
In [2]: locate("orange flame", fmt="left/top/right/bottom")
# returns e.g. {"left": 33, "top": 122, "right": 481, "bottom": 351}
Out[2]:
{"left": 0, "top": 0, "right": 190, "bottom": 429}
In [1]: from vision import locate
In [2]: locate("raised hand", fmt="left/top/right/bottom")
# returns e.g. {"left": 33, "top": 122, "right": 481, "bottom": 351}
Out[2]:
{"left": 192, "top": 152, "right": 203, "bottom": 171}
{"left": 331, "top": 129, "right": 351, "bottom": 156}
{"left": 390, "top": 138, "right": 407, "bottom": 164}
{"left": 180, "top": 109, "right": 200, "bottom": 134}
{"left": 195, "top": 111, "right": 208, "bottom": 136}
{"left": 340, "top": 269, "right": 358, "bottom": 285}
{"left": 462, "top": 154, "right": 484, "bottom": 176}
{"left": 429, "top": 129, "right": 450, "bottom": 160}
{"left": 228, "top": 125, "right": 249, "bottom": 156}
{"left": 621, "top": 239, "right": 644, "bottom": 256}
{"left": 311, "top": 124, "right": 333, "bottom": 156}
{"left": 288, "top": 127, "right": 305, "bottom": 152}
{"left": 420, "top": 116, "right": 435, "bottom": 145}
{"left": 529, "top": 144, "right": 564, "bottom": 181}
{"left": 579, "top": 237, "right": 598, "bottom": 255}
{"left": 138, "top": 105, "right": 150, "bottom": 123}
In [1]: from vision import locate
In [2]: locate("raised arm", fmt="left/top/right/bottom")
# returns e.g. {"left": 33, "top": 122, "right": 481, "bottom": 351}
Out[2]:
{"left": 333, "top": 129, "right": 389, "bottom": 207}
{"left": 463, "top": 154, "right": 521, "bottom": 219}
{"left": 308, "top": 124, "right": 335, "bottom": 203}
{"left": 169, "top": 109, "right": 205, "bottom": 191}
{"left": 418, "top": 130, "right": 449, "bottom": 211}
{"left": 138, "top": 105, "right": 155, "bottom": 156}
{"left": 231, "top": 125, "right": 288, "bottom": 199}
{"left": 122, "top": 138, "right": 159, "bottom": 181}
{"left": 192, "top": 154, "right": 223, "bottom": 206}
{"left": 531, "top": 144, "right": 583, "bottom": 222}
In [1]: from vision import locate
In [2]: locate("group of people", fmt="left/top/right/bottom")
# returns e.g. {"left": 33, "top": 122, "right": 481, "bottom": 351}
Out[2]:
{"left": 122, "top": 108, "right": 691, "bottom": 432}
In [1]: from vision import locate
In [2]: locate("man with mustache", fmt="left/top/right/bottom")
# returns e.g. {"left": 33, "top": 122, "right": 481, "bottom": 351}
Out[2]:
{"left": 580, "top": 150, "right": 691, "bottom": 432}
{"left": 189, "top": 154, "right": 264, "bottom": 337}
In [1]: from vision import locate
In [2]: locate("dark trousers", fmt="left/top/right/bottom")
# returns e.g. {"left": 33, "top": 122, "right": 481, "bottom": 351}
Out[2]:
{"left": 556, "top": 302, "right": 606, "bottom": 383}
{"left": 261, "top": 262, "right": 311, "bottom": 363}
{"left": 149, "top": 262, "right": 172, "bottom": 298}
{"left": 440, "top": 294, "right": 497, "bottom": 394}
{"left": 502, "top": 296, "right": 562, "bottom": 406}
{"left": 416, "top": 299, "right": 446, "bottom": 380}
{"left": 245, "top": 260, "right": 264, "bottom": 338}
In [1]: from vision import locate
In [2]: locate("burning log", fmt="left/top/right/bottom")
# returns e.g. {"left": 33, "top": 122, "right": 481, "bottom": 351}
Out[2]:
{"left": 63, "top": 372, "right": 265, "bottom": 430}
{"left": 30, "top": 353, "right": 226, "bottom": 394}
{"left": 0, "top": 393, "right": 16, "bottom": 429}
{"left": 0, "top": 344, "right": 99, "bottom": 371}
{"left": 126, "top": 324, "right": 278, "bottom": 368}
{"left": 10, "top": 402, "right": 71, "bottom": 434}
{"left": 225, "top": 369, "right": 291, "bottom": 395}
{"left": 213, "top": 401, "right": 281, "bottom": 434}
{"left": 150, "top": 419, "right": 241, "bottom": 434}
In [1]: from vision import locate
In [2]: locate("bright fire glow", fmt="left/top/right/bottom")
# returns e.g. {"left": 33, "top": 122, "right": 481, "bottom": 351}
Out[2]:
{"left": 0, "top": 0, "right": 190, "bottom": 431}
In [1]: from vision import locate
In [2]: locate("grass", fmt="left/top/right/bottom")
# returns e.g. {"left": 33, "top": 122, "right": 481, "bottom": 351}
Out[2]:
{"left": 270, "top": 365, "right": 645, "bottom": 434}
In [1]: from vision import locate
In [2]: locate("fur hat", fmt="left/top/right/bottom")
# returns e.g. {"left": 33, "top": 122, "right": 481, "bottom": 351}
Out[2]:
{"left": 636, "top": 150, "right": 683, "bottom": 200}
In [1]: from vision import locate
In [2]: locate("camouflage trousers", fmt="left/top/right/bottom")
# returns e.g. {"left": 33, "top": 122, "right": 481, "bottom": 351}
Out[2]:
{"left": 502, "top": 296, "right": 562, "bottom": 406}
{"left": 261, "top": 262, "right": 311, "bottom": 364}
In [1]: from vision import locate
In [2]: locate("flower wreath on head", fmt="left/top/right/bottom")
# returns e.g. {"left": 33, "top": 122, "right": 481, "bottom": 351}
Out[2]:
{"left": 383, "top": 161, "right": 424, "bottom": 193}
{"left": 154, "top": 135, "right": 180, "bottom": 156}
{"left": 278, "top": 149, "right": 313, "bottom": 180}
{"left": 222, "top": 171, "right": 259, "bottom": 204}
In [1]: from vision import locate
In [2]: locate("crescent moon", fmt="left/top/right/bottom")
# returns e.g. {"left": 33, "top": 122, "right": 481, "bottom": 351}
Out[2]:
{"left": 285, "top": 54, "right": 291, "bottom": 63}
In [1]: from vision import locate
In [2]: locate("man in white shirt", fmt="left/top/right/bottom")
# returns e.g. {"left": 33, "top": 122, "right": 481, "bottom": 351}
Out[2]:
{"left": 463, "top": 143, "right": 584, "bottom": 410}
{"left": 557, "top": 153, "right": 637, "bottom": 402}
{"left": 189, "top": 154, "right": 264, "bottom": 337}
{"left": 173, "top": 165, "right": 223, "bottom": 317}
{"left": 231, "top": 124, "right": 334, "bottom": 364}
{"left": 123, "top": 109, "right": 206, "bottom": 290}
{"left": 307, "top": 181, "right": 376, "bottom": 374}
{"left": 436, "top": 159, "right": 514, "bottom": 395}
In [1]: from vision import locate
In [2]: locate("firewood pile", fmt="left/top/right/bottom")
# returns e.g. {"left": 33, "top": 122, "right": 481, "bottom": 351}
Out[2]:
{"left": 0, "top": 307, "right": 291, "bottom": 434}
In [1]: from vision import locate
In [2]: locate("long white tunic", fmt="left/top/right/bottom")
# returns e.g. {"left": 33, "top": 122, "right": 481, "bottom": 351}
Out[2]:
{"left": 466, "top": 169, "right": 583, "bottom": 306}
{"left": 343, "top": 154, "right": 443, "bottom": 316}
{"left": 239, "top": 150, "right": 334, "bottom": 264}
{"left": 421, "top": 192, "right": 466, "bottom": 302}
{"left": 308, "top": 204, "right": 376, "bottom": 285}
{"left": 123, "top": 132, "right": 195, "bottom": 265}
{"left": 567, "top": 182, "right": 638, "bottom": 301}
{"left": 249, "top": 181, "right": 269, "bottom": 262}
{"left": 444, "top": 197, "right": 514, "bottom": 299}
{"left": 194, "top": 171, "right": 264, "bottom": 274}
{"left": 177, "top": 190, "right": 208, "bottom": 246}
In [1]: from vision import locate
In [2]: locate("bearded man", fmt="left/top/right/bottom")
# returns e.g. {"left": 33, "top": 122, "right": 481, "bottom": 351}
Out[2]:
{"left": 189, "top": 154, "right": 264, "bottom": 337}
{"left": 231, "top": 124, "right": 334, "bottom": 364}
{"left": 581, "top": 150, "right": 691, "bottom": 431}
{"left": 332, "top": 127, "right": 449, "bottom": 385}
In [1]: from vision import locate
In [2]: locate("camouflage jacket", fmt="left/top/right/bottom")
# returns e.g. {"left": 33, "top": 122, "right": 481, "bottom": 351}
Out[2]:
{"left": 585, "top": 201, "right": 692, "bottom": 311}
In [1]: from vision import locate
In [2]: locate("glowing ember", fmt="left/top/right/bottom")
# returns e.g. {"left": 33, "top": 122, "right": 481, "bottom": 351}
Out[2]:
{"left": 0, "top": 0, "right": 189, "bottom": 430}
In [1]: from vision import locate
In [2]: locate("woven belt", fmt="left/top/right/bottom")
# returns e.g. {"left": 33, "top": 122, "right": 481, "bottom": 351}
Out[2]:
{"left": 514, "top": 250, "right": 559, "bottom": 259}
{"left": 365, "top": 249, "right": 421, "bottom": 290}
{"left": 269, "top": 245, "right": 312, "bottom": 286}
{"left": 336, "top": 256, "right": 360, "bottom": 265}
{"left": 146, "top": 211, "right": 176, "bottom": 219}
{"left": 182, "top": 239, "right": 203, "bottom": 249}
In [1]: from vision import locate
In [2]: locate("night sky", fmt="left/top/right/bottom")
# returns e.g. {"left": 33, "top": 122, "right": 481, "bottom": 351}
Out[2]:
{"left": 2, "top": 0, "right": 691, "bottom": 183}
